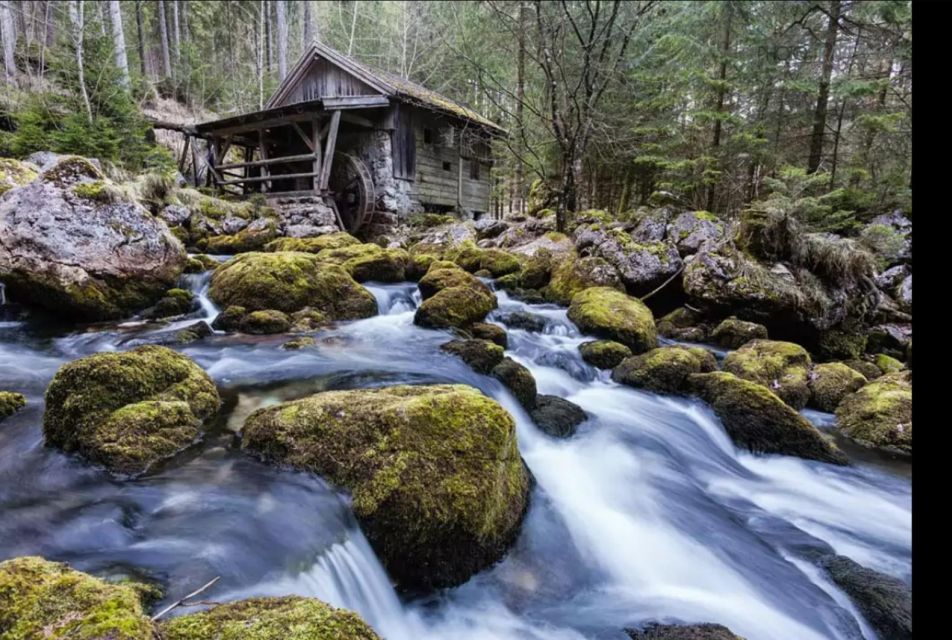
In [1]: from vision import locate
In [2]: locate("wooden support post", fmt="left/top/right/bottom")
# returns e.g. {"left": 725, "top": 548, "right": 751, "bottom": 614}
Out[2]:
{"left": 191, "top": 137, "right": 200, "bottom": 187}
{"left": 319, "top": 110, "right": 341, "bottom": 190}
{"left": 291, "top": 121, "right": 315, "bottom": 151}
{"left": 207, "top": 140, "right": 218, "bottom": 189}
{"left": 258, "top": 130, "right": 270, "bottom": 193}
{"left": 312, "top": 118, "right": 322, "bottom": 195}
{"left": 242, "top": 146, "right": 253, "bottom": 195}
{"left": 457, "top": 146, "right": 464, "bottom": 214}
{"left": 178, "top": 135, "right": 191, "bottom": 175}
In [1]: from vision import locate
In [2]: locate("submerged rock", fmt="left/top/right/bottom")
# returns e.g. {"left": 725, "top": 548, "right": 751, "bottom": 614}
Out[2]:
{"left": 820, "top": 555, "right": 911, "bottom": 640}
{"left": 612, "top": 346, "right": 716, "bottom": 394}
{"left": 689, "top": 372, "right": 847, "bottom": 464}
{"left": 499, "top": 311, "right": 546, "bottom": 333}
{"left": 808, "top": 363, "right": 867, "bottom": 412}
{"left": 160, "top": 596, "right": 381, "bottom": 640}
{"left": 531, "top": 395, "right": 587, "bottom": 437}
{"left": 579, "top": 340, "right": 632, "bottom": 369}
{"left": 0, "top": 156, "right": 186, "bottom": 320}
{"left": 626, "top": 622, "right": 743, "bottom": 640}
{"left": 43, "top": 345, "right": 221, "bottom": 475}
{"left": 567, "top": 287, "right": 657, "bottom": 354}
{"left": 710, "top": 317, "right": 768, "bottom": 349}
{"left": 0, "top": 556, "right": 155, "bottom": 639}
{"left": 209, "top": 251, "right": 377, "bottom": 320}
{"left": 440, "top": 338, "right": 505, "bottom": 373}
{"left": 722, "top": 340, "right": 812, "bottom": 410}
{"left": 492, "top": 357, "right": 538, "bottom": 410}
{"left": 0, "top": 391, "right": 26, "bottom": 422}
{"left": 835, "top": 371, "right": 911, "bottom": 456}
{"left": 241, "top": 384, "right": 529, "bottom": 590}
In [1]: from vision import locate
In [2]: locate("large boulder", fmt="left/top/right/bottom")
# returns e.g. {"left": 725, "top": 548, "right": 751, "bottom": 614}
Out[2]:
{"left": 241, "top": 384, "right": 529, "bottom": 590}
{"left": 579, "top": 340, "right": 632, "bottom": 369}
{"left": 808, "top": 362, "right": 867, "bottom": 412}
{"left": 575, "top": 225, "right": 682, "bottom": 296}
{"left": 819, "top": 555, "right": 911, "bottom": 640}
{"left": 316, "top": 243, "right": 409, "bottom": 282}
{"left": 161, "top": 596, "right": 381, "bottom": 640}
{"left": 264, "top": 232, "right": 361, "bottom": 253}
{"left": 612, "top": 346, "right": 716, "bottom": 394}
{"left": 531, "top": 395, "right": 588, "bottom": 437}
{"left": 667, "top": 210, "right": 725, "bottom": 256}
{"left": 0, "top": 156, "right": 186, "bottom": 320}
{"left": 492, "top": 357, "right": 538, "bottom": 410}
{"left": 203, "top": 217, "right": 279, "bottom": 253}
{"left": 835, "top": 371, "right": 911, "bottom": 456}
{"left": 567, "top": 287, "right": 657, "bottom": 354}
{"left": 440, "top": 338, "right": 505, "bottom": 373}
{"left": 414, "top": 263, "right": 497, "bottom": 330}
{"left": 43, "top": 345, "right": 221, "bottom": 475}
{"left": 209, "top": 251, "right": 377, "bottom": 320}
{"left": 689, "top": 372, "right": 847, "bottom": 464}
{"left": 0, "top": 556, "right": 155, "bottom": 640}
{"left": 722, "top": 340, "right": 812, "bottom": 410}
{"left": 544, "top": 255, "right": 624, "bottom": 305}
{"left": 710, "top": 317, "right": 768, "bottom": 349}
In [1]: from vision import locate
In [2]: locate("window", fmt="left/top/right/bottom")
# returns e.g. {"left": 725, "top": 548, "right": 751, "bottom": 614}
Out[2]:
{"left": 423, "top": 128, "right": 433, "bottom": 144}
{"left": 469, "top": 160, "right": 480, "bottom": 180}
{"left": 442, "top": 161, "right": 452, "bottom": 172}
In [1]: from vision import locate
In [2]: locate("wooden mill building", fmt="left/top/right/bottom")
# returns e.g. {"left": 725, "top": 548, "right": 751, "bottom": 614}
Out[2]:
{"left": 187, "top": 42, "right": 504, "bottom": 233}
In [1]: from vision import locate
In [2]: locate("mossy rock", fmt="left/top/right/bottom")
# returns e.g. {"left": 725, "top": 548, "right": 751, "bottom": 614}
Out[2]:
{"left": 209, "top": 252, "right": 376, "bottom": 320}
{"left": 722, "top": 340, "right": 812, "bottom": 410}
{"left": 808, "top": 363, "right": 868, "bottom": 412}
{"left": 473, "top": 268, "right": 493, "bottom": 278}
{"left": 817, "top": 328, "right": 868, "bottom": 361}
{"left": 239, "top": 309, "right": 291, "bottom": 334}
{"left": 845, "top": 358, "right": 883, "bottom": 380}
{"left": 835, "top": 371, "right": 911, "bottom": 456}
{"left": 241, "top": 384, "right": 529, "bottom": 590}
{"left": 281, "top": 336, "right": 317, "bottom": 350}
{"left": 289, "top": 307, "right": 328, "bottom": 332}
{"left": 212, "top": 305, "right": 246, "bottom": 331}
{"left": 626, "top": 622, "right": 743, "bottom": 640}
{"left": 415, "top": 264, "right": 497, "bottom": 330}
{"left": 469, "top": 322, "right": 508, "bottom": 348}
{"left": 491, "top": 357, "right": 537, "bottom": 410}
{"left": 495, "top": 273, "right": 521, "bottom": 291}
{"left": 567, "top": 287, "right": 657, "bottom": 354}
{"left": 447, "top": 240, "right": 484, "bottom": 272}
{"left": 440, "top": 339, "right": 505, "bottom": 373}
{"left": 819, "top": 555, "right": 911, "bottom": 640}
{"left": 417, "top": 264, "right": 488, "bottom": 300}
{"left": 148, "top": 288, "right": 196, "bottom": 319}
{"left": 183, "top": 253, "right": 218, "bottom": 274}
{"left": 0, "top": 391, "right": 26, "bottom": 422}
{"left": 0, "top": 556, "right": 154, "bottom": 640}
{"left": 689, "top": 372, "right": 847, "bottom": 464}
{"left": 204, "top": 220, "right": 279, "bottom": 253}
{"left": 711, "top": 317, "right": 768, "bottom": 349}
{"left": 317, "top": 243, "right": 408, "bottom": 282}
{"left": 43, "top": 345, "right": 221, "bottom": 475}
{"left": 478, "top": 249, "right": 522, "bottom": 277}
{"left": 874, "top": 353, "right": 905, "bottom": 375}
{"left": 408, "top": 212, "right": 456, "bottom": 228}
{"left": 544, "top": 255, "right": 623, "bottom": 305}
{"left": 0, "top": 158, "right": 39, "bottom": 196}
{"left": 160, "top": 596, "right": 381, "bottom": 640}
{"left": 183, "top": 257, "right": 206, "bottom": 273}
{"left": 579, "top": 340, "right": 632, "bottom": 369}
{"left": 612, "top": 346, "right": 716, "bottom": 394}
{"left": 264, "top": 232, "right": 361, "bottom": 253}
{"left": 406, "top": 253, "right": 437, "bottom": 281}
{"left": 530, "top": 395, "right": 587, "bottom": 438}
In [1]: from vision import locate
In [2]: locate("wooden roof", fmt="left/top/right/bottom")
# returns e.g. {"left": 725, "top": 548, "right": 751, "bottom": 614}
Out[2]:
{"left": 266, "top": 42, "right": 505, "bottom": 134}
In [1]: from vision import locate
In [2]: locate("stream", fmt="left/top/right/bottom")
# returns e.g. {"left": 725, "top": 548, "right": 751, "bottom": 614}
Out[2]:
{"left": 0, "top": 265, "right": 911, "bottom": 640}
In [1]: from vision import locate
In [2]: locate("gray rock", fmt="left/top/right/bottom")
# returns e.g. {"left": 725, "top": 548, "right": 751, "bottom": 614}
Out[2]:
{"left": 159, "top": 204, "right": 191, "bottom": 226}
{"left": 284, "top": 224, "right": 340, "bottom": 238}
{"left": 530, "top": 395, "right": 587, "bottom": 437}
{"left": 667, "top": 211, "right": 724, "bottom": 256}
{"left": 821, "top": 555, "right": 911, "bottom": 640}
{"left": 474, "top": 218, "right": 508, "bottom": 239}
{"left": 897, "top": 275, "right": 911, "bottom": 312}
{"left": 874, "top": 264, "right": 910, "bottom": 292}
{"left": 220, "top": 215, "right": 250, "bottom": 235}
{"left": 499, "top": 311, "right": 546, "bottom": 333}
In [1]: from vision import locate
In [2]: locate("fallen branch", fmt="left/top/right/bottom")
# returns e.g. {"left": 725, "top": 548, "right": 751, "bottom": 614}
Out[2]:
{"left": 640, "top": 264, "right": 685, "bottom": 303}
{"left": 150, "top": 576, "right": 221, "bottom": 621}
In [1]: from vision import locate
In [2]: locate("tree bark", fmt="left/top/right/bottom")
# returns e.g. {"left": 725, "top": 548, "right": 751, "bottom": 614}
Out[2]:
{"left": 109, "top": 0, "right": 130, "bottom": 88}
{"left": 158, "top": 0, "right": 172, "bottom": 79}
{"left": 347, "top": 1, "right": 358, "bottom": 56}
{"left": 135, "top": 0, "right": 146, "bottom": 77}
{"left": 171, "top": 0, "right": 180, "bottom": 64}
{"left": 68, "top": 0, "right": 92, "bottom": 124}
{"left": 807, "top": 0, "right": 841, "bottom": 173}
{"left": 257, "top": 0, "right": 264, "bottom": 108}
{"left": 265, "top": 0, "right": 272, "bottom": 73}
{"left": 275, "top": 0, "right": 287, "bottom": 79}
{"left": 706, "top": 1, "right": 733, "bottom": 212}
{"left": 1, "top": 0, "right": 16, "bottom": 82}
{"left": 302, "top": 0, "right": 314, "bottom": 46}
{"left": 514, "top": 0, "right": 527, "bottom": 215}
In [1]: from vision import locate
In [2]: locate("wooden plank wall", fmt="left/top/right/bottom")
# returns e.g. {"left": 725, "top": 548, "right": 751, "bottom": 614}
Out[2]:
{"left": 284, "top": 57, "right": 379, "bottom": 103}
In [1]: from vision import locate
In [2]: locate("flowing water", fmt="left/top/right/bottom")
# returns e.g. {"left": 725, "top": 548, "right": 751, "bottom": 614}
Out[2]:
{"left": 0, "top": 266, "right": 911, "bottom": 639}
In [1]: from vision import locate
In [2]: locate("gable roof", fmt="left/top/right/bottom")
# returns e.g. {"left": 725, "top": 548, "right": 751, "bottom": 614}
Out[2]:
{"left": 267, "top": 42, "right": 504, "bottom": 134}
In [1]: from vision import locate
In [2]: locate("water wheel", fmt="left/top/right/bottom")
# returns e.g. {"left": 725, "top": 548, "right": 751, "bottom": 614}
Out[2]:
{"left": 327, "top": 152, "right": 375, "bottom": 233}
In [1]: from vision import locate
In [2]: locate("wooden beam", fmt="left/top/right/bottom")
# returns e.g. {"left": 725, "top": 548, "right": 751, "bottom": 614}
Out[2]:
{"left": 190, "top": 138, "right": 201, "bottom": 186}
{"left": 217, "top": 153, "right": 316, "bottom": 171}
{"left": 319, "top": 110, "right": 341, "bottom": 190}
{"left": 312, "top": 118, "right": 322, "bottom": 195}
{"left": 258, "top": 130, "right": 270, "bottom": 193}
{"left": 218, "top": 171, "right": 319, "bottom": 186}
{"left": 340, "top": 112, "right": 375, "bottom": 129}
{"left": 205, "top": 111, "right": 318, "bottom": 138}
{"left": 177, "top": 135, "right": 191, "bottom": 174}
{"left": 290, "top": 121, "right": 315, "bottom": 151}
{"left": 322, "top": 95, "right": 389, "bottom": 109}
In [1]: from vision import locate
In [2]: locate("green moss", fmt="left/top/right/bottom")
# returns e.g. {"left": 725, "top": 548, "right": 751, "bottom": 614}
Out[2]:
{"left": 567, "top": 287, "right": 657, "bottom": 354}
{"left": 241, "top": 384, "right": 529, "bottom": 590}
{"left": 204, "top": 220, "right": 279, "bottom": 254}
{"left": 711, "top": 317, "right": 768, "bottom": 349}
{"left": 478, "top": 249, "right": 522, "bottom": 277}
{"left": 0, "top": 391, "right": 26, "bottom": 421}
{"left": 469, "top": 322, "right": 508, "bottom": 348}
{"left": 415, "top": 285, "right": 497, "bottom": 330}
{"left": 209, "top": 252, "right": 376, "bottom": 320}
{"left": 835, "top": 372, "right": 911, "bottom": 455}
{"left": 817, "top": 328, "right": 868, "bottom": 361}
{"left": 264, "top": 233, "right": 361, "bottom": 253}
{"left": 240, "top": 309, "right": 291, "bottom": 334}
{"left": 693, "top": 210, "right": 719, "bottom": 222}
{"left": 579, "top": 340, "right": 632, "bottom": 369}
{"left": 845, "top": 359, "right": 883, "bottom": 380}
{"left": 408, "top": 213, "right": 456, "bottom": 228}
{"left": 406, "top": 253, "right": 437, "bottom": 281}
{"left": 43, "top": 345, "right": 221, "bottom": 475}
{"left": 612, "top": 346, "right": 715, "bottom": 394}
{"left": 447, "top": 240, "right": 485, "bottom": 272}
{"left": 39, "top": 156, "right": 103, "bottom": 186}
{"left": 0, "top": 556, "right": 154, "bottom": 640}
{"left": 809, "top": 362, "right": 868, "bottom": 412}
{"left": 71, "top": 180, "right": 119, "bottom": 203}
{"left": 289, "top": 307, "right": 328, "bottom": 332}
{"left": 874, "top": 353, "right": 905, "bottom": 375}
{"left": 282, "top": 336, "right": 317, "bottom": 350}
{"left": 440, "top": 339, "right": 505, "bottom": 373}
{"left": 689, "top": 372, "right": 847, "bottom": 464}
{"left": 160, "top": 596, "right": 380, "bottom": 640}
{"left": 544, "top": 255, "right": 624, "bottom": 305}
{"left": 317, "top": 244, "right": 408, "bottom": 282}
{"left": 211, "top": 305, "right": 246, "bottom": 331}
{"left": 0, "top": 158, "right": 39, "bottom": 195}
{"left": 418, "top": 264, "right": 491, "bottom": 300}
{"left": 722, "top": 339, "right": 812, "bottom": 410}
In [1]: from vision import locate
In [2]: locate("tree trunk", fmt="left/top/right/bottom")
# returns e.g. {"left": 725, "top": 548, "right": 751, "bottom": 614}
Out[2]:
{"left": 302, "top": 0, "right": 314, "bottom": 46}
{"left": 109, "top": 1, "right": 130, "bottom": 88}
{"left": 135, "top": 0, "right": 146, "bottom": 77}
{"left": 807, "top": 0, "right": 841, "bottom": 174}
{"left": 265, "top": 0, "right": 272, "bottom": 73}
{"left": 158, "top": 0, "right": 172, "bottom": 79}
{"left": 514, "top": 0, "right": 527, "bottom": 215}
{"left": 275, "top": 0, "right": 287, "bottom": 79}
{"left": 706, "top": 1, "right": 733, "bottom": 212}
{"left": 1, "top": 0, "right": 16, "bottom": 81}
{"left": 257, "top": 0, "right": 264, "bottom": 108}
{"left": 171, "top": 0, "right": 180, "bottom": 64}
{"left": 68, "top": 0, "right": 92, "bottom": 124}
{"left": 347, "top": 1, "right": 358, "bottom": 56}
